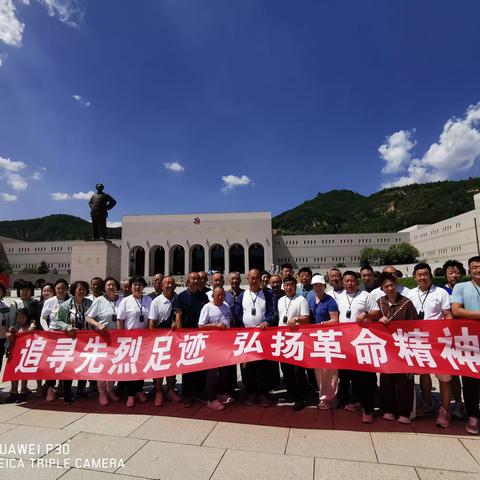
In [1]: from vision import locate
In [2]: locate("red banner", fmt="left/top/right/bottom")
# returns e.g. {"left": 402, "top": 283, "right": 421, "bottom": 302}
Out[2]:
{"left": 3, "top": 320, "right": 480, "bottom": 381}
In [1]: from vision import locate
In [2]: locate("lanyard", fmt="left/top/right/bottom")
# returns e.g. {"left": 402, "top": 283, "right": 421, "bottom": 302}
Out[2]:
{"left": 105, "top": 295, "right": 118, "bottom": 313}
{"left": 74, "top": 302, "right": 85, "bottom": 328}
{"left": 346, "top": 290, "right": 359, "bottom": 309}
{"left": 283, "top": 296, "right": 294, "bottom": 317}
{"left": 381, "top": 298, "right": 408, "bottom": 322}
{"left": 134, "top": 296, "right": 144, "bottom": 313}
{"left": 417, "top": 286, "right": 431, "bottom": 312}
{"left": 249, "top": 290, "right": 259, "bottom": 308}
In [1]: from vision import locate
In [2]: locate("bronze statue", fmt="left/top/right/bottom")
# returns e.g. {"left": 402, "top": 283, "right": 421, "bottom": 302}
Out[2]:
{"left": 89, "top": 184, "right": 117, "bottom": 240}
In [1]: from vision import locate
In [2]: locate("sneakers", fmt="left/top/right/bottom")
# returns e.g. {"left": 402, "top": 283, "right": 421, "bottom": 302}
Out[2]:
{"left": 136, "top": 392, "right": 148, "bottom": 403}
{"left": 466, "top": 417, "right": 480, "bottom": 435}
{"left": 382, "top": 412, "right": 395, "bottom": 421}
{"left": 258, "top": 394, "right": 270, "bottom": 408}
{"left": 46, "top": 387, "right": 57, "bottom": 402}
{"left": 107, "top": 390, "right": 120, "bottom": 402}
{"left": 293, "top": 399, "right": 306, "bottom": 411}
{"left": 398, "top": 416, "right": 411, "bottom": 425}
{"left": 154, "top": 392, "right": 164, "bottom": 407}
{"left": 345, "top": 402, "right": 361, "bottom": 412}
{"left": 183, "top": 397, "right": 194, "bottom": 408}
{"left": 207, "top": 399, "right": 225, "bottom": 411}
{"left": 436, "top": 406, "right": 451, "bottom": 428}
{"left": 126, "top": 396, "right": 135, "bottom": 408}
{"left": 4, "top": 393, "right": 18, "bottom": 404}
{"left": 64, "top": 395, "right": 74, "bottom": 405}
{"left": 450, "top": 401, "right": 466, "bottom": 420}
{"left": 166, "top": 389, "right": 181, "bottom": 403}
{"left": 246, "top": 393, "right": 257, "bottom": 406}
{"left": 218, "top": 394, "right": 234, "bottom": 404}
{"left": 362, "top": 411, "right": 374, "bottom": 424}
{"left": 318, "top": 398, "right": 338, "bottom": 410}
{"left": 98, "top": 393, "right": 109, "bottom": 406}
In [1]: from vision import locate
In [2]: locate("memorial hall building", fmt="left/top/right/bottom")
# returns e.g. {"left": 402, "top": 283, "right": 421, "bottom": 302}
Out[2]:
{"left": 2, "top": 193, "right": 480, "bottom": 285}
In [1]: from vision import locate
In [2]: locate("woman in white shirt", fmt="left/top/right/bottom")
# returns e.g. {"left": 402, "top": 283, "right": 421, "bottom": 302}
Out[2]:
{"left": 117, "top": 276, "right": 152, "bottom": 407}
{"left": 199, "top": 286, "right": 233, "bottom": 410}
{"left": 86, "top": 277, "right": 122, "bottom": 406}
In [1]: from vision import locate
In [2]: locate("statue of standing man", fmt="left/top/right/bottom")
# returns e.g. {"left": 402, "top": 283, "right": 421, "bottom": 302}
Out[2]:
{"left": 89, "top": 184, "right": 117, "bottom": 240}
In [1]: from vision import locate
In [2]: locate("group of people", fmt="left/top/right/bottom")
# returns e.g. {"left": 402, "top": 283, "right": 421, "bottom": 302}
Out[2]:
{"left": 0, "top": 256, "right": 479, "bottom": 435}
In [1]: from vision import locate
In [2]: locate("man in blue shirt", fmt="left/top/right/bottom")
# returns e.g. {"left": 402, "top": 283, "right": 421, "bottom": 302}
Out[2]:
{"left": 451, "top": 255, "right": 480, "bottom": 435}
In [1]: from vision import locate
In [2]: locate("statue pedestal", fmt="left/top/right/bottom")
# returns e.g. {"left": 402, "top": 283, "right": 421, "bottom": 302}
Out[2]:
{"left": 70, "top": 241, "right": 121, "bottom": 282}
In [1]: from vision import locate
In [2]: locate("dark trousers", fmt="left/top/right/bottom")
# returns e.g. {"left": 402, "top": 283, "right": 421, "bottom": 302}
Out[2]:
{"left": 91, "top": 214, "right": 107, "bottom": 240}
{"left": 463, "top": 376, "right": 480, "bottom": 418}
{"left": 206, "top": 367, "right": 229, "bottom": 401}
{"left": 227, "top": 364, "right": 238, "bottom": 393}
{"left": 244, "top": 360, "right": 269, "bottom": 395}
{"left": 281, "top": 363, "right": 307, "bottom": 401}
{"left": 351, "top": 371, "right": 377, "bottom": 415}
{"left": 63, "top": 380, "right": 87, "bottom": 398}
{"left": 0, "top": 338, "right": 5, "bottom": 372}
{"left": 338, "top": 369, "right": 358, "bottom": 404}
{"left": 380, "top": 373, "right": 414, "bottom": 417}
{"left": 182, "top": 370, "right": 206, "bottom": 399}
{"left": 126, "top": 380, "right": 144, "bottom": 397}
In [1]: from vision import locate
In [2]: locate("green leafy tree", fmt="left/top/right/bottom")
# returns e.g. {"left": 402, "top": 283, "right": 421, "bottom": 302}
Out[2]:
{"left": 386, "top": 243, "right": 419, "bottom": 265}
{"left": 0, "top": 260, "right": 12, "bottom": 274}
{"left": 37, "top": 260, "right": 50, "bottom": 274}
{"left": 360, "top": 247, "right": 387, "bottom": 267}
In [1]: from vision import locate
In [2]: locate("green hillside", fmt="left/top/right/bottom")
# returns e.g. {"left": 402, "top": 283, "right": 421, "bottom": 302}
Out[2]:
{"left": 272, "top": 178, "right": 480, "bottom": 234}
{"left": 0, "top": 215, "right": 122, "bottom": 241}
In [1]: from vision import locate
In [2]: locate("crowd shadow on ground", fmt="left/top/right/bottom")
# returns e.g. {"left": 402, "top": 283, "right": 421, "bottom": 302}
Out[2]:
{"left": 0, "top": 381, "right": 470, "bottom": 436}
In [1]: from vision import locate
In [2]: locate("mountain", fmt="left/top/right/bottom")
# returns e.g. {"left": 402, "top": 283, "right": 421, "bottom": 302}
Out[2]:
{"left": 272, "top": 178, "right": 480, "bottom": 234}
{"left": 0, "top": 215, "right": 122, "bottom": 241}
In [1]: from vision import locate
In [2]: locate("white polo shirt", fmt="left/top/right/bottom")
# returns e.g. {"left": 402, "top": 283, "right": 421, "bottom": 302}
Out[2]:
{"left": 241, "top": 288, "right": 267, "bottom": 328}
{"left": 337, "top": 290, "right": 378, "bottom": 323}
{"left": 370, "top": 285, "right": 410, "bottom": 303}
{"left": 199, "top": 302, "right": 231, "bottom": 327}
{"left": 407, "top": 285, "right": 451, "bottom": 319}
{"left": 117, "top": 294, "right": 151, "bottom": 330}
{"left": 149, "top": 293, "right": 176, "bottom": 326}
{"left": 277, "top": 294, "right": 309, "bottom": 326}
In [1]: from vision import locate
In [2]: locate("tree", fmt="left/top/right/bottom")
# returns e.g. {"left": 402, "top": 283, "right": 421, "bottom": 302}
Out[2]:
{"left": 360, "top": 247, "right": 388, "bottom": 267}
{"left": 0, "top": 260, "right": 12, "bottom": 274}
{"left": 386, "top": 243, "right": 419, "bottom": 265}
{"left": 37, "top": 260, "right": 50, "bottom": 274}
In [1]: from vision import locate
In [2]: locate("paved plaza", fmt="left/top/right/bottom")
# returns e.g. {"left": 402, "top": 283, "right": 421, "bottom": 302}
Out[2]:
{"left": 0, "top": 375, "right": 479, "bottom": 480}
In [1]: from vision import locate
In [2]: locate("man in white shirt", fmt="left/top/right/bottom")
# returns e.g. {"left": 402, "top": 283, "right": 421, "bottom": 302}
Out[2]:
{"left": 326, "top": 268, "right": 344, "bottom": 302}
{"left": 370, "top": 266, "right": 410, "bottom": 302}
{"left": 148, "top": 274, "right": 164, "bottom": 300}
{"left": 408, "top": 263, "right": 453, "bottom": 427}
{"left": 337, "top": 271, "right": 379, "bottom": 423}
{"left": 277, "top": 276, "right": 310, "bottom": 411}
{"left": 235, "top": 269, "right": 275, "bottom": 407}
{"left": 148, "top": 276, "right": 180, "bottom": 405}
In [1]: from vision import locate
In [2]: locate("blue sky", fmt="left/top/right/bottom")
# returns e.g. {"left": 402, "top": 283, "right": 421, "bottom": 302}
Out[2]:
{"left": 1, "top": 0, "right": 480, "bottom": 226}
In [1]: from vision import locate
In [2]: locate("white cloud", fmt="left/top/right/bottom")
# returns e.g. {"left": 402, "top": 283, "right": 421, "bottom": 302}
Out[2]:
{"left": 50, "top": 190, "right": 93, "bottom": 200}
{"left": 6, "top": 172, "right": 27, "bottom": 190}
{"left": 0, "top": 0, "right": 25, "bottom": 47}
{"left": 221, "top": 174, "right": 252, "bottom": 193}
{"left": 0, "top": 192, "right": 17, "bottom": 202}
{"left": 0, "top": 155, "right": 26, "bottom": 172}
{"left": 164, "top": 161, "right": 185, "bottom": 172}
{"left": 31, "top": 171, "right": 41, "bottom": 180}
{"left": 50, "top": 192, "right": 70, "bottom": 200}
{"left": 0, "top": 1, "right": 85, "bottom": 48}
{"left": 37, "top": 0, "right": 85, "bottom": 27}
{"left": 379, "top": 130, "right": 416, "bottom": 175}
{"left": 380, "top": 102, "right": 480, "bottom": 188}
{"left": 72, "top": 94, "right": 90, "bottom": 107}
{"left": 0, "top": 53, "right": 7, "bottom": 66}
{"left": 107, "top": 220, "right": 122, "bottom": 228}
{"left": 72, "top": 190, "right": 93, "bottom": 200}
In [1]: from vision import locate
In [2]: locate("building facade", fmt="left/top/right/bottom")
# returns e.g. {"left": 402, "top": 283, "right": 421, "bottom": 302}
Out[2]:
{"left": 2, "top": 194, "right": 480, "bottom": 285}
